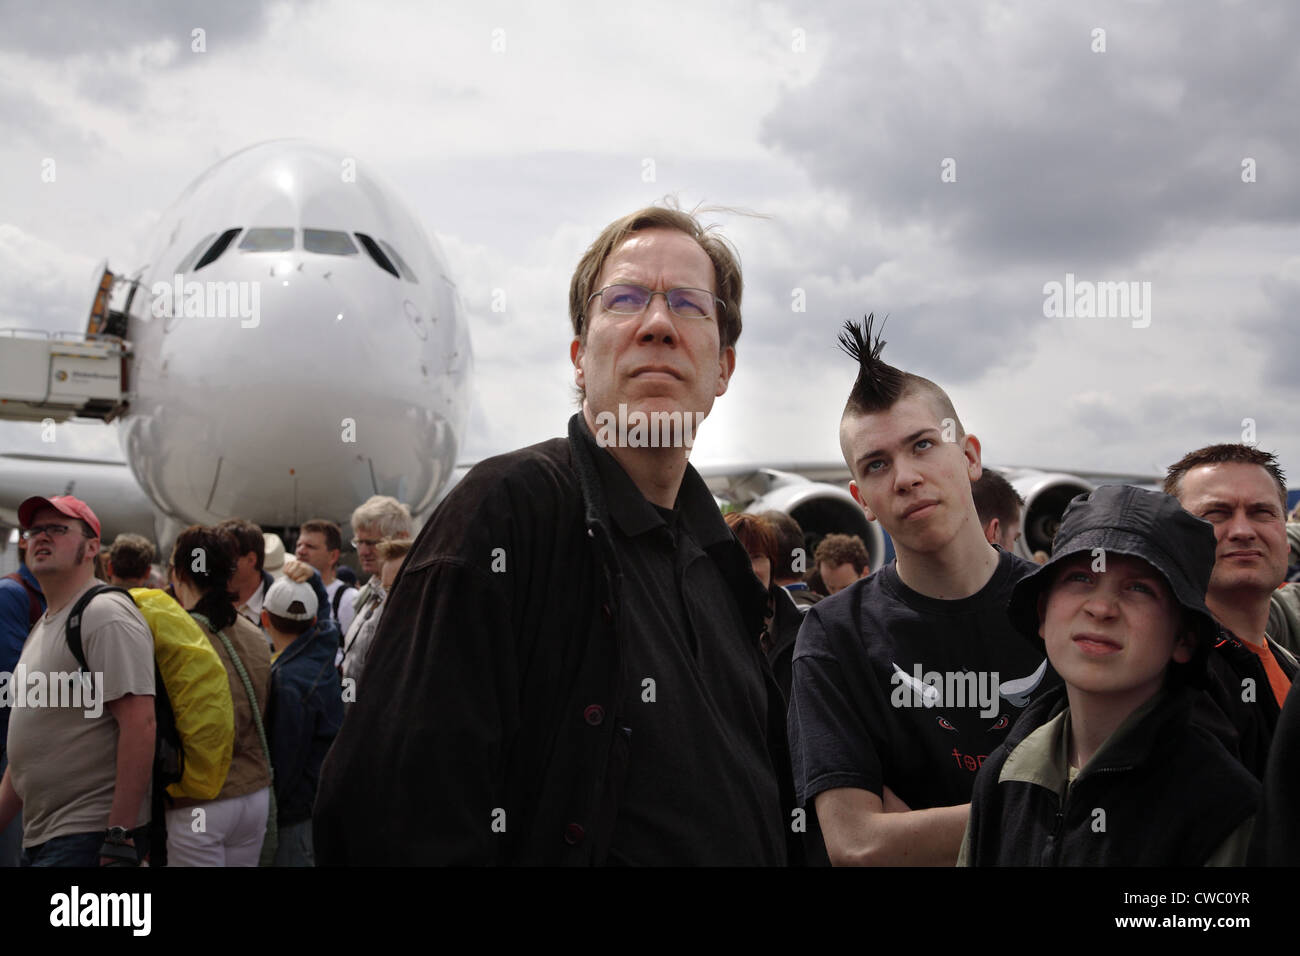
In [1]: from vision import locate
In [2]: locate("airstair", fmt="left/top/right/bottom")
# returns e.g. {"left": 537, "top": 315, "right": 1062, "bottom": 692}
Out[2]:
{"left": 0, "top": 268, "right": 133, "bottom": 423}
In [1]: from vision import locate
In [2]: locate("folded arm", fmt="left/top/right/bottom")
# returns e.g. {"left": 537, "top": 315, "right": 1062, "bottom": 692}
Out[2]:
{"left": 815, "top": 786, "right": 969, "bottom": 866}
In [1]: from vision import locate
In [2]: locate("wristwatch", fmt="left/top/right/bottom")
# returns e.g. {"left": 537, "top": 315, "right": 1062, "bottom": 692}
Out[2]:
{"left": 100, "top": 827, "right": 137, "bottom": 867}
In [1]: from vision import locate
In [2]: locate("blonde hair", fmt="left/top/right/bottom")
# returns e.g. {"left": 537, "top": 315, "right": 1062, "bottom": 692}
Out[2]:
{"left": 350, "top": 495, "right": 412, "bottom": 538}
{"left": 377, "top": 538, "right": 412, "bottom": 563}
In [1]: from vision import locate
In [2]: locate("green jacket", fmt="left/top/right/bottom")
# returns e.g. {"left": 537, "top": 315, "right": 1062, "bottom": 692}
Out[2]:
{"left": 1268, "top": 584, "right": 1300, "bottom": 659}
{"left": 960, "top": 684, "right": 1258, "bottom": 866}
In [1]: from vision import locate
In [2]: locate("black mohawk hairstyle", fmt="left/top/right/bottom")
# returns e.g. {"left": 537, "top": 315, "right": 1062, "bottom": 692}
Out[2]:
{"left": 839, "top": 313, "right": 906, "bottom": 413}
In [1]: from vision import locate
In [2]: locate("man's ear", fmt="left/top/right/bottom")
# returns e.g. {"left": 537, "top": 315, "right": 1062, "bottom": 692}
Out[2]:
{"left": 985, "top": 517, "right": 1001, "bottom": 546}
{"left": 715, "top": 345, "right": 736, "bottom": 397}
{"left": 849, "top": 480, "right": 878, "bottom": 522}
{"left": 1171, "top": 628, "right": 1196, "bottom": 665}
{"left": 570, "top": 336, "right": 584, "bottom": 387}
{"left": 962, "top": 432, "right": 983, "bottom": 480}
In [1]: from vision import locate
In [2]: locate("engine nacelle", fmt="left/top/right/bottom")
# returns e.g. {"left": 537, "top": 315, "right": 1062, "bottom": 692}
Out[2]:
{"left": 1007, "top": 471, "right": 1094, "bottom": 560}
{"left": 744, "top": 470, "right": 886, "bottom": 574}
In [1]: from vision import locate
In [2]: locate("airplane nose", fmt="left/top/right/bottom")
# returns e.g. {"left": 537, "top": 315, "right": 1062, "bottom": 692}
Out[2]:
{"left": 134, "top": 267, "right": 453, "bottom": 525}
{"left": 108, "top": 141, "right": 472, "bottom": 536}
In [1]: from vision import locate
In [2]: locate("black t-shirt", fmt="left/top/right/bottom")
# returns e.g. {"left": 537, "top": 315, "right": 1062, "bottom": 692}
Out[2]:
{"left": 788, "top": 549, "right": 1050, "bottom": 811}
{"left": 593, "top": 450, "right": 786, "bottom": 866}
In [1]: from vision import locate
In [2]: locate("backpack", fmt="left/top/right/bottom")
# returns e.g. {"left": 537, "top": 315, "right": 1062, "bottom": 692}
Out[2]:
{"left": 65, "top": 585, "right": 235, "bottom": 863}
{"left": 331, "top": 583, "right": 350, "bottom": 620}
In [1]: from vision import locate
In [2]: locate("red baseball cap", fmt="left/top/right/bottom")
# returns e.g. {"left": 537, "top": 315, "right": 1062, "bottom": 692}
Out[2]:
{"left": 18, "top": 495, "right": 102, "bottom": 539}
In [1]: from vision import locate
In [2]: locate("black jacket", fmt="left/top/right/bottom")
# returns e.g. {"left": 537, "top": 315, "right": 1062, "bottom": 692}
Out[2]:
{"left": 1202, "top": 630, "right": 1298, "bottom": 779}
{"left": 312, "top": 415, "right": 799, "bottom": 864}
{"left": 268, "top": 619, "right": 342, "bottom": 826}
{"left": 965, "top": 683, "right": 1259, "bottom": 866}
{"left": 1250, "top": 681, "right": 1300, "bottom": 864}
{"left": 764, "top": 585, "right": 804, "bottom": 704}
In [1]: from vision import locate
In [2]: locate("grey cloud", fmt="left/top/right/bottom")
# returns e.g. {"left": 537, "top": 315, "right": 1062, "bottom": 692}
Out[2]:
{"left": 1061, "top": 383, "right": 1279, "bottom": 475}
{"left": 0, "top": 225, "right": 96, "bottom": 331}
{"left": 735, "top": 219, "right": 1045, "bottom": 386}
{"left": 1, "top": 0, "right": 318, "bottom": 121}
{"left": 752, "top": 288, "right": 1042, "bottom": 388}
{"left": 761, "top": 0, "right": 1300, "bottom": 271}
{"left": 1246, "top": 269, "right": 1300, "bottom": 394}
{"left": 0, "top": 81, "right": 103, "bottom": 152}
{"left": 0, "top": 0, "right": 300, "bottom": 58}
{"left": 74, "top": 68, "right": 146, "bottom": 108}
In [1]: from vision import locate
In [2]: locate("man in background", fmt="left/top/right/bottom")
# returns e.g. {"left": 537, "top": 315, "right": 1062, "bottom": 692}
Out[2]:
{"left": 971, "top": 469, "right": 1023, "bottom": 554}
{"left": 295, "top": 519, "right": 358, "bottom": 637}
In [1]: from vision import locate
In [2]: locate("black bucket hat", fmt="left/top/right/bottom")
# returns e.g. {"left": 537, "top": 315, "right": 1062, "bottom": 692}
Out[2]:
{"left": 1007, "top": 484, "right": 1220, "bottom": 649}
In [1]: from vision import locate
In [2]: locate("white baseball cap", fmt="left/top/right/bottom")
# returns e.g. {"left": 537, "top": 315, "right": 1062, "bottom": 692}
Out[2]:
{"left": 263, "top": 577, "right": 318, "bottom": 621}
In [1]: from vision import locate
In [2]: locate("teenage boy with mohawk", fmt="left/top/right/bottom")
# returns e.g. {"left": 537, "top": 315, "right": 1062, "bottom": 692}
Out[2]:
{"left": 788, "top": 316, "right": 1051, "bottom": 866}
{"left": 960, "top": 486, "right": 1259, "bottom": 865}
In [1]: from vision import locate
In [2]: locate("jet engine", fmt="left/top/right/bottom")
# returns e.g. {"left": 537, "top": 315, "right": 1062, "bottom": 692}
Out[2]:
{"left": 731, "top": 469, "right": 887, "bottom": 574}
{"left": 1005, "top": 470, "right": 1094, "bottom": 559}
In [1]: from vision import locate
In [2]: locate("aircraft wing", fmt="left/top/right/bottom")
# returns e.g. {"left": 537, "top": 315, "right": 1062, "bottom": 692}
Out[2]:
{"left": 694, "top": 461, "right": 1163, "bottom": 570}
{"left": 438, "top": 457, "right": 1164, "bottom": 573}
{"left": 0, "top": 452, "right": 158, "bottom": 545}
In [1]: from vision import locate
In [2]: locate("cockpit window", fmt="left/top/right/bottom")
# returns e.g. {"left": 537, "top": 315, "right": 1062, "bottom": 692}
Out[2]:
{"left": 176, "top": 233, "right": 216, "bottom": 274}
{"left": 193, "top": 228, "right": 243, "bottom": 271}
{"left": 303, "top": 229, "right": 358, "bottom": 255}
{"left": 238, "top": 228, "right": 295, "bottom": 252}
{"left": 378, "top": 239, "right": 417, "bottom": 283}
{"left": 354, "top": 233, "right": 400, "bottom": 279}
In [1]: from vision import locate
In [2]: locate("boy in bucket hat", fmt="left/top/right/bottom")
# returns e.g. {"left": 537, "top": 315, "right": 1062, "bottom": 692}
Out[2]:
{"left": 959, "top": 485, "right": 1259, "bottom": 866}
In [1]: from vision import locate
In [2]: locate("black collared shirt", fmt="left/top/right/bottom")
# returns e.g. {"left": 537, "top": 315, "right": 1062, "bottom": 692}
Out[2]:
{"left": 585, "top": 430, "right": 786, "bottom": 865}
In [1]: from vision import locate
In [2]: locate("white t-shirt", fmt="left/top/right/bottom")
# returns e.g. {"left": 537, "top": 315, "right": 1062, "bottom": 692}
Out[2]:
{"left": 6, "top": 579, "right": 155, "bottom": 845}
{"left": 325, "top": 578, "right": 359, "bottom": 637}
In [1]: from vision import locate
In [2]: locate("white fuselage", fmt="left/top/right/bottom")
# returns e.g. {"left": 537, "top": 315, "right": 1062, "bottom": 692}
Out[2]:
{"left": 116, "top": 141, "right": 471, "bottom": 531}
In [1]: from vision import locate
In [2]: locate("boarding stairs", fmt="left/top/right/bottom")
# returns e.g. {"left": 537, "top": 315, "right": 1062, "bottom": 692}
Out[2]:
{"left": 0, "top": 267, "right": 135, "bottom": 423}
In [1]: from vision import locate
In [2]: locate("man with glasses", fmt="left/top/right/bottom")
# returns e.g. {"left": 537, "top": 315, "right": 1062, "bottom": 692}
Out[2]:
{"left": 337, "top": 496, "right": 410, "bottom": 677}
{"left": 316, "top": 206, "right": 799, "bottom": 865}
{"left": 0, "top": 496, "right": 155, "bottom": 866}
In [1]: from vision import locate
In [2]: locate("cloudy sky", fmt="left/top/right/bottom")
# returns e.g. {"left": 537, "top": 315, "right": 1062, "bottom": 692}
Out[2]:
{"left": 2, "top": 0, "right": 1298, "bottom": 490}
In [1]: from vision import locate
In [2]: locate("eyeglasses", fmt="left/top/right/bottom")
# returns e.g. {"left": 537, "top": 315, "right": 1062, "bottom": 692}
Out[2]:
{"left": 21, "top": 523, "right": 76, "bottom": 541}
{"left": 351, "top": 538, "right": 383, "bottom": 549}
{"left": 587, "top": 284, "right": 724, "bottom": 321}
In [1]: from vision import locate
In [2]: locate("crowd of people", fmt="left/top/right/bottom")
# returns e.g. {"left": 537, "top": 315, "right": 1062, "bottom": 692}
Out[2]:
{"left": 0, "top": 494, "right": 411, "bottom": 867}
{"left": 2, "top": 202, "right": 1299, "bottom": 866}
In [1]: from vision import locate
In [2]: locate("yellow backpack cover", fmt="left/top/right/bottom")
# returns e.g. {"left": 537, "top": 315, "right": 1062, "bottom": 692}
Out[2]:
{"left": 128, "top": 589, "right": 235, "bottom": 800}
